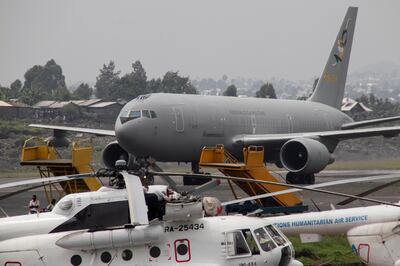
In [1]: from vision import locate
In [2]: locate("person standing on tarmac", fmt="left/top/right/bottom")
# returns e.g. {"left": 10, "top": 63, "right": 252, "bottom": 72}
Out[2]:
{"left": 45, "top": 199, "right": 56, "bottom": 212}
{"left": 28, "top": 195, "right": 40, "bottom": 214}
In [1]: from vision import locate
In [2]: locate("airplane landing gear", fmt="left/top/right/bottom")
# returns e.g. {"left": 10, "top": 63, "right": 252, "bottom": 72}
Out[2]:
{"left": 286, "top": 172, "right": 315, "bottom": 185}
{"left": 183, "top": 162, "right": 211, "bottom": 185}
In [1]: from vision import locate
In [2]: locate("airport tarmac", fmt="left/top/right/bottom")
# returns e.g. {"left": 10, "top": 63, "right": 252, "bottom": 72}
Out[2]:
{"left": 0, "top": 170, "right": 399, "bottom": 217}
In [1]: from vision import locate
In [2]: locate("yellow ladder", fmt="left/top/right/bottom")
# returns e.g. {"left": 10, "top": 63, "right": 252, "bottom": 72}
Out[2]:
{"left": 20, "top": 138, "right": 101, "bottom": 202}
{"left": 199, "top": 145, "right": 302, "bottom": 207}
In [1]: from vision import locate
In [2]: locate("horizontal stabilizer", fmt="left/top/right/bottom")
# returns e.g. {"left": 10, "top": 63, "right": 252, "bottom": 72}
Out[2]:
{"left": 341, "top": 116, "right": 400, "bottom": 130}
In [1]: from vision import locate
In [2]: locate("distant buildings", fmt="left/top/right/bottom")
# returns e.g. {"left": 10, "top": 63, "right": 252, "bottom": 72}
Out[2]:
{"left": 0, "top": 99, "right": 123, "bottom": 121}
{"left": 341, "top": 97, "right": 372, "bottom": 113}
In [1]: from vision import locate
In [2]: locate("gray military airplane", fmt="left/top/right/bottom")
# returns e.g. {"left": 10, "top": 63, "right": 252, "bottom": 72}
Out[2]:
{"left": 32, "top": 7, "right": 400, "bottom": 184}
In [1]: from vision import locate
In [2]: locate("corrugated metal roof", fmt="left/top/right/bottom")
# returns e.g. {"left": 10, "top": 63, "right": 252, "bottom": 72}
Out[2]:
{"left": 89, "top": 101, "right": 120, "bottom": 108}
{"left": 0, "top": 101, "right": 13, "bottom": 107}
{"left": 49, "top": 101, "right": 72, "bottom": 108}
{"left": 8, "top": 101, "right": 30, "bottom": 107}
{"left": 33, "top": 101, "right": 56, "bottom": 107}
{"left": 341, "top": 102, "right": 372, "bottom": 112}
{"left": 71, "top": 100, "right": 85, "bottom": 105}
{"left": 78, "top": 99, "right": 103, "bottom": 106}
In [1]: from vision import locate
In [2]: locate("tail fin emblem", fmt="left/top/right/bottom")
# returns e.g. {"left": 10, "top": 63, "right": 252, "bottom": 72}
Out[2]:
{"left": 332, "top": 19, "right": 351, "bottom": 67}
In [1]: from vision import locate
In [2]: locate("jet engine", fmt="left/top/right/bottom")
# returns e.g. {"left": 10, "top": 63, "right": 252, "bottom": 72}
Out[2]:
{"left": 102, "top": 141, "right": 130, "bottom": 169}
{"left": 280, "top": 138, "right": 333, "bottom": 174}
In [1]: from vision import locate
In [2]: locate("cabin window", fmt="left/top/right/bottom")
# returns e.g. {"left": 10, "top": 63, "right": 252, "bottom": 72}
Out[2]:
{"left": 150, "top": 110, "right": 157, "bottom": 118}
{"left": 265, "top": 225, "right": 286, "bottom": 246}
{"left": 225, "top": 231, "right": 251, "bottom": 257}
{"left": 242, "top": 229, "right": 260, "bottom": 255}
{"left": 253, "top": 227, "right": 276, "bottom": 252}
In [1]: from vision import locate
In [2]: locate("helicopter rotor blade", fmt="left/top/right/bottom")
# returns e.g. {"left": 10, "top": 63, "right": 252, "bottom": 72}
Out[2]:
{"left": 149, "top": 171, "right": 400, "bottom": 207}
{"left": 0, "top": 173, "right": 93, "bottom": 190}
{"left": 336, "top": 179, "right": 400, "bottom": 206}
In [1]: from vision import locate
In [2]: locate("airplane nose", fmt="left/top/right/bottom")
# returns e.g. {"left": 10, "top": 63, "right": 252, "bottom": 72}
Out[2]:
{"left": 115, "top": 121, "right": 138, "bottom": 154}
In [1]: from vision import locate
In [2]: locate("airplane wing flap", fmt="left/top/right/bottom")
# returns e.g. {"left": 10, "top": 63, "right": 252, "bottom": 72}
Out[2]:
{"left": 30, "top": 124, "right": 116, "bottom": 136}
{"left": 234, "top": 126, "right": 400, "bottom": 146}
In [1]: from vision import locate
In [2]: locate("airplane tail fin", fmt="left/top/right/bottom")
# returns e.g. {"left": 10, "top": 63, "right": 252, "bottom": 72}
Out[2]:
{"left": 309, "top": 7, "right": 358, "bottom": 109}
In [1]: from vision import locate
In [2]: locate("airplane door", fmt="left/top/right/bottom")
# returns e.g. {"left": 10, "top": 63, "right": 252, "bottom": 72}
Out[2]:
{"left": 2, "top": 250, "right": 46, "bottom": 265}
{"left": 251, "top": 114, "right": 256, "bottom": 134}
{"left": 174, "top": 239, "right": 191, "bottom": 263}
{"left": 286, "top": 115, "right": 293, "bottom": 133}
{"left": 173, "top": 106, "right": 184, "bottom": 132}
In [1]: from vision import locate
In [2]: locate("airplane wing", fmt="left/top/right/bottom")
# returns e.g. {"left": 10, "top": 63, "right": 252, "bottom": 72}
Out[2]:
{"left": 30, "top": 124, "right": 115, "bottom": 136}
{"left": 341, "top": 115, "right": 400, "bottom": 129}
{"left": 233, "top": 125, "right": 400, "bottom": 147}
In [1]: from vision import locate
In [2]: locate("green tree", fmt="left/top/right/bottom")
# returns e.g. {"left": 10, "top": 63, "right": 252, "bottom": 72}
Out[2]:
{"left": 223, "top": 84, "right": 237, "bottom": 97}
{"left": 114, "top": 60, "right": 148, "bottom": 100}
{"left": 21, "top": 59, "right": 67, "bottom": 103}
{"left": 0, "top": 86, "right": 9, "bottom": 100}
{"left": 256, "top": 83, "right": 277, "bottom": 98}
{"left": 95, "top": 61, "right": 120, "bottom": 100}
{"left": 19, "top": 84, "right": 46, "bottom": 105}
{"left": 10, "top": 79, "right": 22, "bottom": 98}
{"left": 62, "top": 103, "right": 81, "bottom": 121}
{"left": 53, "top": 86, "right": 71, "bottom": 101}
{"left": 161, "top": 71, "right": 197, "bottom": 94}
{"left": 147, "top": 78, "right": 162, "bottom": 93}
{"left": 72, "top": 83, "right": 93, "bottom": 99}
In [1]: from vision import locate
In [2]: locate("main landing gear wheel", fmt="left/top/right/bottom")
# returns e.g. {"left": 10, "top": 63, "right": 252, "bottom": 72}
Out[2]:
{"left": 286, "top": 172, "right": 315, "bottom": 185}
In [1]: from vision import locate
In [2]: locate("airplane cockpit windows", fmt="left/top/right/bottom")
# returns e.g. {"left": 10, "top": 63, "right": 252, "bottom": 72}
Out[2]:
{"left": 150, "top": 110, "right": 157, "bottom": 118}
{"left": 265, "top": 225, "right": 287, "bottom": 246}
{"left": 225, "top": 231, "right": 251, "bottom": 257}
{"left": 253, "top": 227, "right": 277, "bottom": 252}
{"left": 120, "top": 109, "right": 158, "bottom": 124}
{"left": 142, "top": 110, "right": 151, "bottom": 118}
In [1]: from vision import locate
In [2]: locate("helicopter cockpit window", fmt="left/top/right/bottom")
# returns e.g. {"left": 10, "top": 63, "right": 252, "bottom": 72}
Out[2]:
{"left": 242, "top": 229, "right": 260, "bottom": 255}
{"left": 225, "top": 231, "right": 251, "bottom": 257}
{"left": 265, "top": 225, "right": 287, "bottom": 246}
{"left": 253, "top": 227, "right": 276, "bottom": 252}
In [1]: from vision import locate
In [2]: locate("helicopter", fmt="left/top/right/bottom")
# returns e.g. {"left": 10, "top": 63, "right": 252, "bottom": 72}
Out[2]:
{"left": 0, "top": 164, "right": 399, "bottom": 243}
{"left": 0, "top": 168, "right": 303, "bottom": 266}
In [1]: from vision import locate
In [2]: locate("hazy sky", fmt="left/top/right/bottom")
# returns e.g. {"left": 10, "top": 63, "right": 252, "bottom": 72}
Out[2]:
{"left": 1, "top": 0, "right": 400, "bottom": 87}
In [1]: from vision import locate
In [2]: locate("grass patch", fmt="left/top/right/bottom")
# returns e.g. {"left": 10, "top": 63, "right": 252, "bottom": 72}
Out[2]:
{"left": 0, "top": 120, "right": 43, "bottom": 138}
{"left": 290, "top": 236, "right": 362, "bottom": 265}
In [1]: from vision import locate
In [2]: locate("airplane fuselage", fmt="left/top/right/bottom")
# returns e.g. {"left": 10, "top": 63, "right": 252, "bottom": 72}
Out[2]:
{"left": 115, "top": 93, "right": 352, "bottom": 163}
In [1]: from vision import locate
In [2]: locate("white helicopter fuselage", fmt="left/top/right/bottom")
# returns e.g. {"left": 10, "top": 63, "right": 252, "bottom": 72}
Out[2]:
{"left": 0, "top": 216, "right": 302, "bottom": 266}
{"left": 271, "top": 204, "right": 400, "bottom": 236}
{"left": 0, "top": 187, "right": 130, "bottom": 242}
{"left": 269, "top": 204, "right": 400, "bottom": 266}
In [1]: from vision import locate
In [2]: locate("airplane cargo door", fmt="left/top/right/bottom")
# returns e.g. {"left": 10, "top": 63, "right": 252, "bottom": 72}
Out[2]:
{"left": 173, "top": 106, "right": 184, "bottom": 132}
